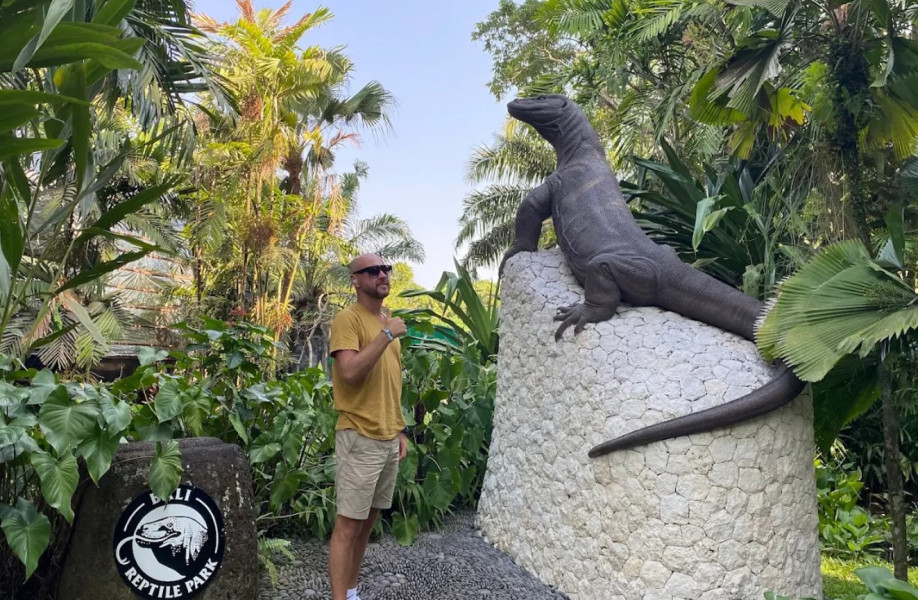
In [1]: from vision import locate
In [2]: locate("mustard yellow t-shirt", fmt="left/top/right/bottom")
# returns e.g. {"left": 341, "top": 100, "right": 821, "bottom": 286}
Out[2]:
{"left": 329, "top": 303, "right": 405, "bottom": 440}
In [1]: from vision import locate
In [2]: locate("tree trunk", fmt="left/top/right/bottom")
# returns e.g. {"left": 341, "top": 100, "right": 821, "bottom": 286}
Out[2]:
{"left": 828, "top": 37, "right": 874, "bottom": 245}
{"left": 878, "top": 357, "right": 909, "bottom": 580}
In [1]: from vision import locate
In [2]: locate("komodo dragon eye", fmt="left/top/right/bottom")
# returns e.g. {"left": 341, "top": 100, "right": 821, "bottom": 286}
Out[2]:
{"left": 537, "top": 95, "right": 547, "bottom": 100}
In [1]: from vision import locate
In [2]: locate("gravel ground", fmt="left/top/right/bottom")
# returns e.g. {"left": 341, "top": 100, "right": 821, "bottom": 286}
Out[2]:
{"left": 257, "top": 511, "right": 570, "bottom": 600}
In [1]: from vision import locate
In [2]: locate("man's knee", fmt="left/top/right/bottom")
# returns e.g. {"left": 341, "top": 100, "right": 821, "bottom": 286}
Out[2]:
{"left": 332, "top": 514, "right": 366, "bottom": 543}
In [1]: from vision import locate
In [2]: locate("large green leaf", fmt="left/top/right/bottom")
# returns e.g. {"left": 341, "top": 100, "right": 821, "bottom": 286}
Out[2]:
{"left": 0, "top": 185, "right": 23, "bottom": 298}
{"left": 137, "top": 347, "right": 168, "bottom": 367}
{"left": 0, "top": 498, "right": 51, "bottom": 580}
{"left": 757, "top": 241, "right": 918, "bottom": 381}
{"left": 0, "top": 137, "right": 66, "bottom": 161}
{"left": 249, "top": 433, "right": 281, "bottom": 464}
{"left": 692, "top": 196, "right": 732, "bottom": 250}
{"left": 27, "top": 369, "right": 60, "bottom": 406}
{"left": 148, "top": 440, "right": 182, "bottom": 501}
{"left": 30, "top": 450, "right": 78, "bottom": 523}
{"left": 855, "top": 566, "right": 896, "bottom": 594}
{"left": 0, "top": 105, "right": 41, "bottom": 134}
{"left": 269, "top": 464, "right": 302, "bottom": 511}
{"left": 98, "top": 392, "right": 132, "bottom": 432}
{"left": 153, "top": 379, "right": 182, "bottom": 423}
{"left": 12, "top": 0, "right": 74, "bottom": 72}
{"left": 0, "top": 90, "right": 88, "bottom": 106}
{"left": 391, "top": 512, "right": 419, "bottom": 546}
{"left": 78, "top": 427, "right": 120, "bottom": 484}
{"left": 38, "top": 387, "right": 100, "bottom": 453}
{"left": 0, "top": 413, "right": 32, "bottom": 445}
{"left": 179, "top": 387, "right": 210, "bottom": 436}
{"left": 93, "top": 0, "right": 137, "bottom": 27}
{"left": 6, "top": 42, "right": 143, "bottom": 71}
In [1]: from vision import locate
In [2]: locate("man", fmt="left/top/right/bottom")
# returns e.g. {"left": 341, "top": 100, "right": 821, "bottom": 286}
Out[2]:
{"left": 328, "top": 253, "right": 408, "bottom": 600}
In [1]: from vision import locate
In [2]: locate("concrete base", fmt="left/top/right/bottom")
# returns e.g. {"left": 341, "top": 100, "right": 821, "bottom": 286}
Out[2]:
{"left": 477, "top": 249, "right": 822, "bottom": 600}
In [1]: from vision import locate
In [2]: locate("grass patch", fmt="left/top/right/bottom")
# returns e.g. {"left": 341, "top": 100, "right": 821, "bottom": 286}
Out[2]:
{"left": 822, "top": 556, "right": 918, "bottom": 599}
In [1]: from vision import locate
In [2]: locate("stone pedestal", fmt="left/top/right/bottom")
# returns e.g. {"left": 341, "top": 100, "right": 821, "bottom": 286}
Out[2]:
{"left": 477, "top": 249, "right": 821, "bottom": 600}
{"left": 60, "top": 437, "right": 257, "bottom": 599}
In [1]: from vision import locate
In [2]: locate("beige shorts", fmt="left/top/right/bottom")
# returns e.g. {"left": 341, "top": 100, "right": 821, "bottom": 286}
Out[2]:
{"left": 334, "top": 429, "right": 400, "bottom": 520}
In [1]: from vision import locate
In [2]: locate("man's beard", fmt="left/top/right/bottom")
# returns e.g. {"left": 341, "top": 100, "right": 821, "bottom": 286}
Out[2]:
{"left": 364, "top": 284, "right": 389, "bottom": 300}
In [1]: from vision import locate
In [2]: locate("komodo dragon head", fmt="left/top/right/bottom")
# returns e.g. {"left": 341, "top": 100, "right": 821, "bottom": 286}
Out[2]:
{"left": 136, "top": 515, "right": 208, "bottom": 569}
{"left": 507, "top": 94, "right": 576, "bottom": 145}
{"left": 507, "top": 94, "right": 601, "bottom": 150}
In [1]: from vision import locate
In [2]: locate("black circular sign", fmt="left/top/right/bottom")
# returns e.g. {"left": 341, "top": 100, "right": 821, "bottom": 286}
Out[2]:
{"left": 113, "top": 484, "right": 225, "bottom": 599}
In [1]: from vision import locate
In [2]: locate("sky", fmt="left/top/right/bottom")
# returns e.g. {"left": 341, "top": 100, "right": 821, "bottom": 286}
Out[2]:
{"left": 193, "top": 0, "right": 512, "bottom": 288}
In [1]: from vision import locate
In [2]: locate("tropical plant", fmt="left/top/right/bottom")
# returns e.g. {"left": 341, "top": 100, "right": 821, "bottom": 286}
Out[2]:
{"left": 392, "top": 342, "right": 496, "bottom": 545}
{"left": 757, "top": 220, "right": 918, "bottom": 577}
{"left": 189, "top": 2, "right": 422, "bottom": 347}
{"left": 471, "top": 0, "right": 577, "bottom": 101}
{"left": 0, "top": 0, "right": 221, "bottom": 371}
{"left": 628, "top": 141, "right": 811, "bottom": 296}
{"left": 397, "top": 261, "right": 500, "bottom": 361}
{"left": 473, "top": 0, "right": 731, "bottom": 166}
{"left": 132, "top": 318, "right": 341, "bottom": 538}
{"left": 457, "top": 119, "right": 556, "bottom": 270}
{"left": 815, "top": 457, "right": 886, "bottom": 559}
{"left": 0, "top": 356, "right": 184, "bottom": 593}
{"left": 851, "top": 566, "right": 918, "bottom": 600}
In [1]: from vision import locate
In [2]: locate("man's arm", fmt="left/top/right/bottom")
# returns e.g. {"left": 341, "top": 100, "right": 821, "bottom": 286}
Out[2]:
{"left": 333, "top": 315, "right": 406, "bottom": 386}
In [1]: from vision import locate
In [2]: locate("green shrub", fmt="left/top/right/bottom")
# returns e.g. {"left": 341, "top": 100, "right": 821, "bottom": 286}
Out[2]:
{"left": 132, "top": 318, "right": 340, "bottom": 539}
{"left": 392, "top": 342, "right": 495, "bottom": 544}
{"left": 815, "top": 457, "right": 886, "bottom": 559}
{"left": 1, "top": 265, "right": 501, "bottom": 577}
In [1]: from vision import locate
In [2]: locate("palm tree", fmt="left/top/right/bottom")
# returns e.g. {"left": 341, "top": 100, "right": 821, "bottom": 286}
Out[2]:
{"left": 190, "top": 2, "right": 422, "bottom": 343}
{"left": 457, "top": 119, "right": 555, "bottom": 270}
{"left": 0, "top": 0, "right": 220, "bottom": 371}
{"left": 758, "top": 198, "right": 918, "bottom": 578}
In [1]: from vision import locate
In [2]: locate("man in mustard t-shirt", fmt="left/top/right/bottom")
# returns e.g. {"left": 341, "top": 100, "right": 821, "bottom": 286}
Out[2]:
{"left": 327, "top": 253, "right": 407, "bottom": 600}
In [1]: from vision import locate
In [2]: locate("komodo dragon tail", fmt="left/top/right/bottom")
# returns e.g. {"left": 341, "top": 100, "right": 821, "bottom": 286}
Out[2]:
{"left": 587, "top": 265, "right": 805, "bottom": 458}
{"left": 588, "top": 359, "right": 804, "bottom": 458}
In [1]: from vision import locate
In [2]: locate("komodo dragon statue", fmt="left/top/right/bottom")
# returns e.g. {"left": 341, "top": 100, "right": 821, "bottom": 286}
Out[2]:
{"left": 498, "top": 94, "right": 804, "bottom": 459}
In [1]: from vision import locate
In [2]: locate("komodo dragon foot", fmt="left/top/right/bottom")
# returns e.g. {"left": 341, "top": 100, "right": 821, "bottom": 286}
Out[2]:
{"left": 553, "top": 302, "right": 616, "bottom": 342}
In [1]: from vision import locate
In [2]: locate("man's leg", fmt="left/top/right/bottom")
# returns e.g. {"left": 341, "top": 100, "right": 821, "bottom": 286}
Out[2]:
{"left": 348, "top": 507, "right": 379, "bottom": 590}
{"left": 329, "top": 514, "right": 365, "bottom": 600}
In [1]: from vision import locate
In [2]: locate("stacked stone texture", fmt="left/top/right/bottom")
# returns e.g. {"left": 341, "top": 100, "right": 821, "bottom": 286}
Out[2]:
{"left": 477, "top": 249, "right": 822, "bottom": 600}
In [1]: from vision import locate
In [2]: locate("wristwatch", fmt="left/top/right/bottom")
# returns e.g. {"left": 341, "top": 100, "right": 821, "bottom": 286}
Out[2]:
{"left": 382, "top": 328, "right": 395, "bottom": 342}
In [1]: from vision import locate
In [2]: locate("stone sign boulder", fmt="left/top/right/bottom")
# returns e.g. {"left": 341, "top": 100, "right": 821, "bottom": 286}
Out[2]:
{"left": 477, "top": 249, "right": 822, "bottom": 600}
{"left": 60, "top": 437, "right": 257, "bottom": 600}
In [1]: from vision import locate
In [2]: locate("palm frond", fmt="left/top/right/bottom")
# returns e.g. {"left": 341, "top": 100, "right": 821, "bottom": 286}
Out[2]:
{"left": 465, "top": 120, "right": 555, "bottom": 184}
{"left": 757, "top": 240, "right": 918, "bottom": 381}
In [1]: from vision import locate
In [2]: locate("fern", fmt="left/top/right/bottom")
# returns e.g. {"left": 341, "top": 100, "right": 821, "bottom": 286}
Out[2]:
{"left": 257, "top": 536, "right": 295, "bottom": 588}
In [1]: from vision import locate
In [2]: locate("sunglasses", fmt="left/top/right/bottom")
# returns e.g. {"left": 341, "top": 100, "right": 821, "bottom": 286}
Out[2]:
{"left": 351, "top": 264, "right": 392, "bottom": 277}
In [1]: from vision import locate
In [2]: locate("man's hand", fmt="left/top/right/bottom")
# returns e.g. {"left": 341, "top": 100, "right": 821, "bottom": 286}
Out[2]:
{"left": 398, "top": 432, "right": 408, "bottom": 461}
{"left": 383, "top": 316, "right": 407, "bottom": 338}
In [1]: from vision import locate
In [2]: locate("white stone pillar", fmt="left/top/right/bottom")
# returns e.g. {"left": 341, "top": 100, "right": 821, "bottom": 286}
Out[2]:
{"left": 477, "top": 249, "right": 822, "bottom": 600}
